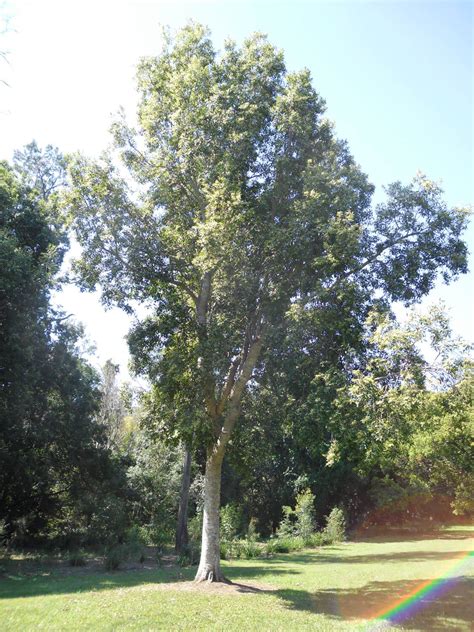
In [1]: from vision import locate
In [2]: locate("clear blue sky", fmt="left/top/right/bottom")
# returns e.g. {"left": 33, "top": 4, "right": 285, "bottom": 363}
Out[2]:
{"left": 1, "top": 0, "right": 472, "bottom": 376}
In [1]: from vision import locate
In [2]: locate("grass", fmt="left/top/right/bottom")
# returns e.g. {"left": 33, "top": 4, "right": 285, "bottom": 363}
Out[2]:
{"left": 0, "top": 526, "right": 472, "bottom": 631}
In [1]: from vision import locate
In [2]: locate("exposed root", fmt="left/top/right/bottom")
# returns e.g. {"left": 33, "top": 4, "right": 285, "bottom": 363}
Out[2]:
{"left": 194, "top": 567, "right": 230, "bottom": 584}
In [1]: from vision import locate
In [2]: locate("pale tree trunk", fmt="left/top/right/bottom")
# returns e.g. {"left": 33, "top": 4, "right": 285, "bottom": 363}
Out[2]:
{"left": 175, "top": 445, "right": 192, "bottom": 554}
{"left": 194, "top": 337, "right": 263, "bottom": 582}
{"left": 194, "top": 449, "right": 226, "bottom": 582}
{"left": 193, "top": 272, "right": 263, "bottom": 582}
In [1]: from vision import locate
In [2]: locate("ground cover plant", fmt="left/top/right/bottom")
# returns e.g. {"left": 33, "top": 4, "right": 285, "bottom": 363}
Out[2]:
{"left": 0, "top": 527, "right": 472, "bottom": 631}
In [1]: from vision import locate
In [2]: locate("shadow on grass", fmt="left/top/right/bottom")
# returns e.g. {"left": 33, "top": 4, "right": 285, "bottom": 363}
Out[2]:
{"left": 0, "top": 562, "right": 299, "bottom": 600}
{"left": 3, "top": 544, "right": 472, "bottom": 600}
{"left": 231, "top": 548, "right": 473, "bottom": 567}
{"left": 274, "top": 576, "right": 474, "bottom": 631}
{"left": 352, "top": 528, "right": 474, "bottom": 544}
{"left": 1, "top": 552, "right": 473, "bottom": 631}
{"left": 0, "top": 566, "right": 194, "bottom": 599}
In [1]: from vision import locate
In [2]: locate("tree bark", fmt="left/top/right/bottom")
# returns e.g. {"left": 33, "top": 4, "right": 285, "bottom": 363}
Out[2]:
{"left": 175, "top": 445, "right": 192, "bottom": 554}
{"left": 194, "top": 449, "right": 227, "bottom": 582}
{"left": 194, "top": 335, "right": 264, "bottom": 582}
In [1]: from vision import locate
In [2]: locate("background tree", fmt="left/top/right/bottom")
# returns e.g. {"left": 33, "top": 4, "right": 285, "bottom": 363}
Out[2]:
{"left": 331, "top": 305, "right": 474, "bottom": 524}
{"left": 98, "top": 359, "right": 130, "bottom": 450}
{"left": 65, "top": 24, "right": 468, "bottom": 581}
{"left": 0, "top": 158, "right": 118, "bottom": 544}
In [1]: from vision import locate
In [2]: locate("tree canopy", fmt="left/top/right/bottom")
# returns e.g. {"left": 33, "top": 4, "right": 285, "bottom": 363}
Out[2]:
{"left": 63, "top": 24, "right": 469, "bottom": 580}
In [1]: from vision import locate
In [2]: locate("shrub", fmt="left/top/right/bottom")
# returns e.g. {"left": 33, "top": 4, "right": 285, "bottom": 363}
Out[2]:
{"left": 220, "top": 504, "right": 243, "bottom": 541}
{"left": 188, "top": 514, "right": 202, "bottom": 544}
{"left": 247, "top": 517, "right": 259, "bottom": 542}
{"left": 276, "top": 506, "right": 296, "bottom": 538}
{"left": 147, "top": 523, "right": 171, "bottom": 549}
{"left": 87, "top": 495, "right": 129, "bottom": 545}
{"left": 177, "top": 543, "right": 200, "bottom": 566}
{"left": 242, "top": 539, "right": 260, "bottom": 559}
{"left": 231, "top": 541, "right": 243, "bottom": 559}
{"left": 263, "top": 539, "right": 280, "bottom": 556}
{"left": 276, "top": 489, "right": 316, "bottom": 543}
{"left": 104, "top": 545, "right": 126, "bottom": 570}
{"left": 273, "top": 536, "right": 305, "bottom": 553}
{"left": 68, "top": 550, "right": 86, "bottom": 567}
{"left": 103, "top": 529, "right": 147, "bottom": 571}
{"left": 220, "top": 540, "right": 230, "bottom": 560}
{"left": 324, "top": 507, "right": 346, "bottom": 543}
{"left": 294, "top": 489, "right": 316, "bottom": 542}
{"left": 305, "top": 531, "right": 326, "bottom": 547}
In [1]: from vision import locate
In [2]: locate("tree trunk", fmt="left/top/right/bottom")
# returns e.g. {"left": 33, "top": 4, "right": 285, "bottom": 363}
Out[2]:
{"left": 194, "top": 449, "right": 227, "bottom": 582}
{"left": 175, "top": 445, "right": 192, "bottom": 554}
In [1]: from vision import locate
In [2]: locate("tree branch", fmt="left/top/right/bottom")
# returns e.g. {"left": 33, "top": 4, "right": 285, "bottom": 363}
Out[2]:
{"left": 329, "top": 228, "right": 427, "bottom": 290}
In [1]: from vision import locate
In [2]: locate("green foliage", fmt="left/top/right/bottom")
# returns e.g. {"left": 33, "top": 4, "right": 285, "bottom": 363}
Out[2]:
{"left": 125, "top": 426, "right": 183, "bottom": 546}
{"left": 220, "top": 503, "right": 243, "bottom": 541}
{"left": 276, "top": 489, "right": 316, "bottom": 543}
{"left": 177, "top": 543, "right": 200, "bottom": 567}
{"left": 294, "top": 489, "right": 316, "bottom": 542}
{"left": 63, "top": 24, "right": 468, "bottom": 568}
{"left": 247, "top": 517, "right": 259, "bottom": 542}
{"left": 68, "top": 550, "right": 86, "bottom": 567}
{"left": 324, "top": 507, "right": 347, "bottom": 543}
{"left": 272, "top": 536, "right": 306, "bottom": 553}
{"left": 0, "top": 157, "right": 127, "bottom": 546}
{"left": 104, "top": 545, "right": 125, "bottom": 571}
{"left": 103, "top": 533, "right": 146, "bottom": 571}
{"left": 276, "top": 506, "right": 297, "bottom": 538}
{"left": 242, "top": 539, "right": 260, "bottom": 559}
{"left": 188, "top": 514, "right": 203, "bottom": 545}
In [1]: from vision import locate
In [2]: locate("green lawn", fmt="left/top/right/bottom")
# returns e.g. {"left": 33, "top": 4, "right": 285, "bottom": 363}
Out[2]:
{"left": 1, "top": 527, "right": 472, "bottom": 631}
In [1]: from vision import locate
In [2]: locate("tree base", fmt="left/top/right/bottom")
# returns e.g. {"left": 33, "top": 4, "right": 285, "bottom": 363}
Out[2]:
{"left": 194, "top": 567, "right": 230, "bottom": 583}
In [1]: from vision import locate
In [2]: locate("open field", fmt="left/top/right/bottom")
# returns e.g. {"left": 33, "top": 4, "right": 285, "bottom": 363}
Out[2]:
{"left": 1, "top": 527, "right": 473, "bottom": 631}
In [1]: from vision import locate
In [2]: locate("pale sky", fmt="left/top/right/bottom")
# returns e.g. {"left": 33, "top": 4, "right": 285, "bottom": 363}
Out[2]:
{"left": 1, "top": 0, "right": 472, "bottom": 380}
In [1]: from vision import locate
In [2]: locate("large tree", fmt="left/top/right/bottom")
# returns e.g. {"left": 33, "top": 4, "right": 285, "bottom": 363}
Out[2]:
{"left": 65, "top": 24, "right": 468, "bottom": 581}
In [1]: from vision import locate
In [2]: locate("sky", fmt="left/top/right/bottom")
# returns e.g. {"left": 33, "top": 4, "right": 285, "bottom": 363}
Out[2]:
{"left": 1, "top": 0, "right": 472, "bottom": 380}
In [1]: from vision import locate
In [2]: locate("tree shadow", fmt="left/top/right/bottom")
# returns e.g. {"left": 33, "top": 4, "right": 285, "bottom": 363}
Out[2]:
{"left": 318, "top": 550, "right": 472, "bottom": 565}
{"left": 0, "top": 563, "right": 297, "bottom": 600}
{"left": 275, "top": 576, "right": 474, "bottom": 631}
{"left": 0, "top": 566, "right": 192, "bottom": 599}
{"left": 235, "top": 548, "right": 473, "bottom": 567}
{"left": 352, "top": 528, "right": 474, "bottom": 544}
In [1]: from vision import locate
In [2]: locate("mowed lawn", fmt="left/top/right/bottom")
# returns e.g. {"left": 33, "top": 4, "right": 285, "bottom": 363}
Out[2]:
{"left": 1, "top": 527, "right": 472, "bottom": 631}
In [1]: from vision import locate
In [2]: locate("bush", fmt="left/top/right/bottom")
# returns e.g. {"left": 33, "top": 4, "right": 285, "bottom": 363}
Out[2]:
{"left": 188, "top": 514, "right": 202, "bottom": 544}
{"left": 242, "top": 539, "right": 260, "bottom": 559}
{"left": 273, "top": 536, "right": 305, "bottom": 553}
{"left": 220, "top": 504, "right": 243, "bottom": 541}
{"left": 294, "top": 489, "right": 316, "bottom": 542}
{"left": 87, "top": 494, "right": 129, "bottom": 545}
{"left": 305, "top": 531, "right": 326, "bottom": 547}
{"left": 220, "top": 540, "right": 230, "bottom": 560}
{"left": 103, "top": 530, "right": 147, "bottom": 571}
{"left": 68, "top": 550, "right": 86, "bottom": 567}
{"left": 324, "top": 507, "right": 346, "bottom": 543}
{"left": 104, "top": 545, "right": 126, "bottom": 570}
{"left": 277, "top": 506, "right": 296, "bottom": 538}
{"left": 177, "top": 543, "right": 200, "bottom": 566}
{"left": 247, "top": 517, "right": 259, "bottom": 542}
{"left": 276, "top": 489, "right": 316, "bottom": 543}
{"left": 263, "top": 539, "right": 280, "bottom": 556}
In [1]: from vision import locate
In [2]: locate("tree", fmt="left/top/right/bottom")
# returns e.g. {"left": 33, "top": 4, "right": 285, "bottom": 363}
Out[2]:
{"left": 65, "top": 24, "right": 468, "bottom": 581}
{"left": 14, "top": 141, "right": 67, "bottom": 201}
{"left": 98, "top": 359, "right": 129, "bottom": 449}
{"left": 331, "top": 305, "right": 474, "bottom": 523}
{"left": 0, "top": 158, "right": 114, "bottom": 543}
